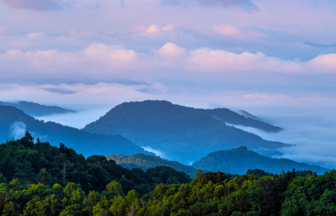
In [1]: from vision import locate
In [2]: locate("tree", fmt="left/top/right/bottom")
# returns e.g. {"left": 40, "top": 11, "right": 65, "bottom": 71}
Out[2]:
{"left": 106, "top": 181, "right": 124, "bottom": 196}
{"left": 37, "top": 168, "right": 51, "bottom": 185}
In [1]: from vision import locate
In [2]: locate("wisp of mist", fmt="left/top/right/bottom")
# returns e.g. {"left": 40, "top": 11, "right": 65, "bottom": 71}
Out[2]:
{"left": 229, "top": 106, "right": 336, "bottom": 169}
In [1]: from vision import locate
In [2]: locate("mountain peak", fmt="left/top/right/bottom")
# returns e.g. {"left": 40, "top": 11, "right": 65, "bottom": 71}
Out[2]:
{"left": 84, "top": 100, "right": 288, "bottom": 164}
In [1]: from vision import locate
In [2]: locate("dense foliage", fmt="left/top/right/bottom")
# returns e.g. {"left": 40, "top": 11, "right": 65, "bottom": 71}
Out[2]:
{"left": 0, "top": 133, "right": 190, "bottom": 196}
{"left": 1, "top": 165, "right": 336, "bottom": 215}
{"left": 0, "top": 101, "right": 76, "bottom": 117}
{"left": 107, "top": 154, "right": 198, "bottom": 178}
{"left": 193, "top": 146, "right": 328, "bottom": 175}
{"left": 0, "top": 105, "right": 151, "bottom": 157}
{"left": 131, "top": 167, "right": 191, "bottom": 185}
{"left": 84, "top": 100, "right": 289, "bottom": 164}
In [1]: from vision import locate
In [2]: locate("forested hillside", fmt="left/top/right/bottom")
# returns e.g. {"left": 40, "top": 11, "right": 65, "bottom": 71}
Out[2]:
{"left": 0, "top": 101, "right": 76, "bottom": 117}
{"left": 0, "top": 105, "right": 151, "bottom": 156}
{"left": 0, "top": 133, "right": 191, "bottom": 195}
{"left": 84, "top": 100, "right": 289, "bottom": 163}
{"left": 2, "top": 162, "right": 336, "bottom": 215}
{"left": 193, "top": 146, "right": 328, "bottom": 175}
{"left": 107, "top": 154, "right": 198, "bottom": 178}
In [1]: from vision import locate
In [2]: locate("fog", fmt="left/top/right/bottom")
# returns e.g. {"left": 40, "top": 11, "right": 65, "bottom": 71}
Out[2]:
{"left": 36, "top": 103, "right": 336, "bottom": 169}
{"left": 10, "top": 121, "right": 26, "bottom": 140}
{"left": 227, "top": 106, "right": 336, "bottom": 169}
{"left": 36, "top": 108, "right": 110, "bottom": 129}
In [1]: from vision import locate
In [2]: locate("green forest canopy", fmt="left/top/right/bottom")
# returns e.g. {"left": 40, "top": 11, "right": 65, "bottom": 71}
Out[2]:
{"left": 107, "top": 154, "right": 198, "bottom": 178}
{"left": 0, "top": 132, "right": 191, "bottom": 196}
{"left": 0, "top": 159, "right": 335, "bottom": 215}
{"left": 1, "top": 132, "right": 335, "bottom": 215}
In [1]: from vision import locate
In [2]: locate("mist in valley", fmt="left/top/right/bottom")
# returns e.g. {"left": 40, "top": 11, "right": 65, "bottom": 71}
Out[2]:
{"left": 35, "top": 102, "right": 336, "bottom": 169}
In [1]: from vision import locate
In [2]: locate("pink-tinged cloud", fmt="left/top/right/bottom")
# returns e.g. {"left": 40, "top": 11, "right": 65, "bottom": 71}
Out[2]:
{"left": 1, "top": 43, "right": 336, "bottom": 84}
{"left": 2, "top": 0, "right": 60, "bottom": 11}
{"left": 157, "top": 43, "right": 186, "bottom": 57}
{"left": 213, "top": 25, "right": 240, "bottom": 37}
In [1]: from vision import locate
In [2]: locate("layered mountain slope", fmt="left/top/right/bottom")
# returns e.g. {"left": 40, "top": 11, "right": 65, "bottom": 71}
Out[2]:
{"left": 84, "top": 100, "right": 290, "bottom": 163}
{"left": 0, "top": 101, "right": 76, "bottom": 117}
{"left": 107, "top": 153, "right": 198, "bottom": 178}
{"left": 192, "top": 147, "right": 328, "bottom": 175}
{"left": 192, "top": 108, "right": 283, "bottom": 132}
{"left": 0, "top": 105, "right": 151, "bottom": 157}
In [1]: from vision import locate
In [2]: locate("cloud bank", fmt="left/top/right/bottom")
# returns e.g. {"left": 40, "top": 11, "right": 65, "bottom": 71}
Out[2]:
{"left": 1, "top": 43, "right": 336, "bottom": 85}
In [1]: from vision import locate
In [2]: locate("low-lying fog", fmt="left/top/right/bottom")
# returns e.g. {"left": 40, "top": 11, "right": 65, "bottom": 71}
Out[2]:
{"left": 37, "top": 104, "right": 336, "bottom": 169}
{"left": 229, "top": 106, "right": 336, "bottom": 169}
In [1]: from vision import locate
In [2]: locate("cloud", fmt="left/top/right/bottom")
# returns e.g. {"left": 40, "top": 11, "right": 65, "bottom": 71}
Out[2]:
{"left": 144, "top": 25, "right": 161, "bottom": 35}
{"left": 213, "top": 25, "right": 241, "bottom": 37}
{"left": 157, "top": 42, "right": 186, "bottom": 58}
{"left": 162, "top": 0, "right": 258, "bottom": 10}
{"left": 10, "top": 121, "right": 26, "bottom": 139}
{"left": 2, "top": 43, "right": 336, "bottom": 85}
{"left": 304, "top": 42, "right": 336, "bottom": 49}
{"left": 2, "top": 0, "right": 60, "bottom": 11}
{"left": 25, "top": 32, "right": 46, "bottom": 40}
{"left": 142, "top": 146, "right": 166, "bottom": 158}
{"left": 211, "top": 25, "right": 265, "bottom": 39}
{"left": 43, "top": 88, "right": 77, "bottom": 95}
{"left": 140, "top": 24, "right": 177, "bottom": 36}
{"left": 227, "top": 107, "right": 336, "bottom": 169}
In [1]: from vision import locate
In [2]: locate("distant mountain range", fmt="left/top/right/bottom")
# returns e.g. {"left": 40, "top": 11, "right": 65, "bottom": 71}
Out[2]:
{"left": 0, "top": 105, "right": 152, "bottom": 157}
{"left": 84, "top": 100, "right": 290, "bottom": 164}
{"left": 192, "top": 146, "right": 328, "bottom": 175}
{"left": 107, "top": 153, "right": 198, "bottom": 178}
{"left": 0, "top": 101, "right": 76, "bottom": 117}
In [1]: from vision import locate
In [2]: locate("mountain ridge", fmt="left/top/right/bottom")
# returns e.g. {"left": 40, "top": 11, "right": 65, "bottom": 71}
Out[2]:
{"left": 0, "top": 101, "right": 76, "bottom": 117}
{"left": 192, "top": 146, "right": 328, "bottom": 175}
{"left": 84, "top": 100, "right": 291, "bottom": 164}
{"left": 0, "top": 105, "right": 152, "bottom": 157}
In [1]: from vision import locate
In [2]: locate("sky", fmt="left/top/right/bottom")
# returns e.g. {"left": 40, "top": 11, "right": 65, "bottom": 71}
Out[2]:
{"left": 1, "top": 0, "right": 336, "bottom": 167}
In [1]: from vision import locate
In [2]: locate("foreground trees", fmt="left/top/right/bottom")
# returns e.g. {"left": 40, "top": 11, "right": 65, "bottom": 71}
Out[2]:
{"left": 1, "top": 133, "right": 336, "bottom": 215}
{"left": 2, "top": 169, "right": 336, "bottom": 215}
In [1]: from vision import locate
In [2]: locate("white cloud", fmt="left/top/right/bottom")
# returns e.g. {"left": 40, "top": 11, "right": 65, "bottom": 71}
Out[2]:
{"left": 1, "top": 43, "right": 336, "bottom": 84}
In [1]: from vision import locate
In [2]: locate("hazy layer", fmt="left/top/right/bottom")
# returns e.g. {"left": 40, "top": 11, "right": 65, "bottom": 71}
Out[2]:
{"left": 36, "top": 103, "right": 336, "bottom": 169}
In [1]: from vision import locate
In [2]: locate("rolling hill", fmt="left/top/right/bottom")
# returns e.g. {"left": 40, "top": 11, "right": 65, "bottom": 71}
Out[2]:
{"left": 192, "top": 146, "right": 328, "bottom": 175}
{"left": 0, "top": 101, "right": 76, "bottom": 117}
{"left": 107, "top": 153, "right": 198, "bottom": 178}
{"left": 0, "top": 105, "right": 152, "bottom": 157}
{"left": 84, "top": 100, "right": 290, "bottom": 164}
